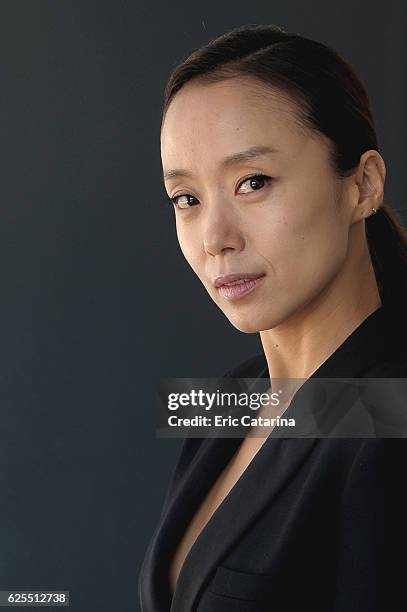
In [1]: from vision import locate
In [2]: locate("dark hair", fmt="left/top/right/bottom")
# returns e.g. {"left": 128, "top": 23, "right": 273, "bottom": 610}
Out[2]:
{"left": 161, "top": 24, "right": 407, "bottom": 309}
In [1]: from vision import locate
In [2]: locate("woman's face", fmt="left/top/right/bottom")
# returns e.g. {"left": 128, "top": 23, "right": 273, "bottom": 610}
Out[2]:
{"left": 160, "top": 77, "right": 355, "bottom": 333}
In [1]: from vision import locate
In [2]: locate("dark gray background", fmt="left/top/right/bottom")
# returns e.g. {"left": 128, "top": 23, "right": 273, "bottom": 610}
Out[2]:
{"left": 0, "top": 2, "right": 405, "bottom": 611}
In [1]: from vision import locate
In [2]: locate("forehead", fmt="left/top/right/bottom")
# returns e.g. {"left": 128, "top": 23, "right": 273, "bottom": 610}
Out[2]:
{"left": 160, "top": 77, "right": 312, "bottom": 166}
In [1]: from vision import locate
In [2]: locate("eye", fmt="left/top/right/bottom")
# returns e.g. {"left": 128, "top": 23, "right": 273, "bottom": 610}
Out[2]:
{"left": 237, "top": 173, "right": 272, "bottom": 194}
{"left": 166, "top": 173, "right": 272, "bottom": 210}
{"left": 167, "top": 193, "right": 199, "bottom": 210}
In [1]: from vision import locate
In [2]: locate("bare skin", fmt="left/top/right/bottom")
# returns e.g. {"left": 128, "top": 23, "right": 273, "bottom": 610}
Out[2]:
{"left": 160, "top": 75, "right": 386, "bottom": 594}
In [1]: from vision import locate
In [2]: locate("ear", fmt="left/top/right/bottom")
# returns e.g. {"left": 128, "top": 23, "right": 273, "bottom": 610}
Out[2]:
{"left": 350, "top": 150, "right": 386, "bottom": 223}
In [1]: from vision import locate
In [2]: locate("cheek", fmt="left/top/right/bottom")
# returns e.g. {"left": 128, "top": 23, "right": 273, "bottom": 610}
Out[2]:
{"left": 257, "top": 194, "right": 348, "bottom": 290}
{"left": 176, "top": 221, "right": 204, "bottom": 273}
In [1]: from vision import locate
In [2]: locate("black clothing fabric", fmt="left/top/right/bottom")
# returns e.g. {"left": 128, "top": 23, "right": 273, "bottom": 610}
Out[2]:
{"left": 139, "top": 303, "right": 407, "bottom": 611}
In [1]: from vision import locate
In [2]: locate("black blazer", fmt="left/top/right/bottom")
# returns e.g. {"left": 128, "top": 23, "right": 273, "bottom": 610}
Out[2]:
{"left": 139, "top": 302, "right": 407, "bottom": 611}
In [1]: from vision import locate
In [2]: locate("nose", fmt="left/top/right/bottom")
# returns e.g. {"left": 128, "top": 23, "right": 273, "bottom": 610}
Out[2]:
{"left": 202, "top": 200, "right": 245, "bottom": 257}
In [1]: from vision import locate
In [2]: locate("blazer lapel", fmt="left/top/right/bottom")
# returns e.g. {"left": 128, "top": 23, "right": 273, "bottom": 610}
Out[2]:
{"left": 139, "top": 425, "right": 317, "bottom": 612}
{"left": 169, "top": 434, "right": 317, "bottom": 612}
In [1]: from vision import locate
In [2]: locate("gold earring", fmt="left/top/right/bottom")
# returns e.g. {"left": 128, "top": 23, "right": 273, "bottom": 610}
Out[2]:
{"left": 371, "top": 207, "right": 377, "bottom": 215}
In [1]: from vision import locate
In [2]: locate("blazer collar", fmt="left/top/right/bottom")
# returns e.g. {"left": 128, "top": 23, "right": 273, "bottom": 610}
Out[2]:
{"left": 255, "top": 301, "right": 405, "bottom": 380}
{"left": 140, "top": 301, "right": 405, "bottom": 611}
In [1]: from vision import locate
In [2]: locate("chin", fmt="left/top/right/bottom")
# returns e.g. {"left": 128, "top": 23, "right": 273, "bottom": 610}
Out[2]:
{"left": 225, "top": 312, "right": 272, "bottom": 334}
{"left": 211, "top": 291, "right": 284, "bottom": 333}
{"left": 223, "top": 302, "right": 291, "bottom": 333}
{"left": 230, "top": 321, "right": 261, "bottom": 334}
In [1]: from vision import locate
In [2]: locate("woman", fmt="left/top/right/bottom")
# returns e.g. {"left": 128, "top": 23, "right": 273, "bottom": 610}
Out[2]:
{"left": 139, "top": 24, "right": 407, "bottom": 611}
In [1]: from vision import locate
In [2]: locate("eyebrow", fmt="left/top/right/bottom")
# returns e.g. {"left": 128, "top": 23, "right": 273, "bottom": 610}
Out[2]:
{"left": 162, "top": 145, "right": 279, "bottom": 182}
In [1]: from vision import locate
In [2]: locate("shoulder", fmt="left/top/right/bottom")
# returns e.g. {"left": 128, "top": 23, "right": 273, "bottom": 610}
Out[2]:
{"left": 365, "top": 353, "right": 407, "bottom": 376}
{"left": 166, "top": 353, "right": 266, "bottom": 477}
{"left": 369, "top": 305, "right": 407, "bottom": 376}
{"left": 159, "top": 435, "right": 205, "bottom": 516}
{"left": 161, "top": 353, "right": 267, "bottom": 510}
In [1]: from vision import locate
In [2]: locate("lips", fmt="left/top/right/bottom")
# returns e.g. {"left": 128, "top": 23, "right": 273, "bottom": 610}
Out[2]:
{"left": 214, "top": 272, "right": 265, "bottom": 288}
